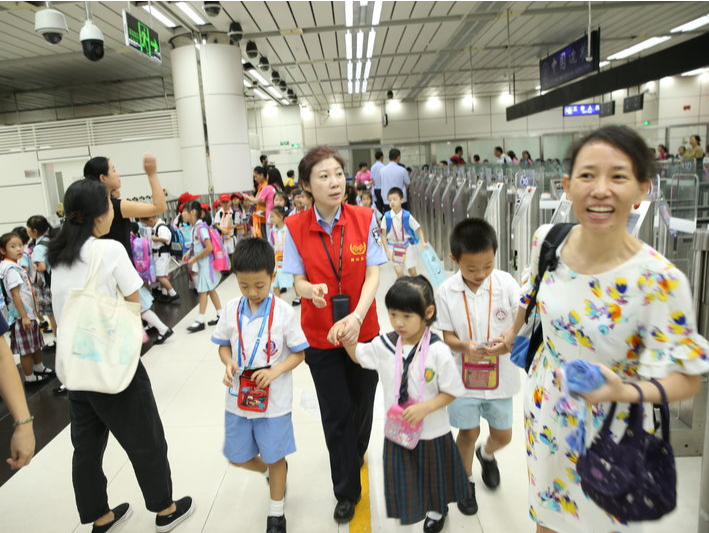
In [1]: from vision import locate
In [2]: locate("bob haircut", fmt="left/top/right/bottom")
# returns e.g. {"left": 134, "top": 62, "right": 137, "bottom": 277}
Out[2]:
{"left": 568, "top": 125, "right": 655, "bottom": 184}
{"left": 384, "top": 275, "right": 437, "bottom": 326}
{"left": 298, "top": 146, "right": 346, "bottom": 186}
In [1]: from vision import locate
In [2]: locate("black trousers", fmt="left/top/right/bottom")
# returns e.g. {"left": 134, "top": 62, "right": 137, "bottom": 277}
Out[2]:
{"left": 68, "top": 361, "right": 173, "bottom": 524}
{"left": 374, "top": 189, "right": 384, "bottom": 213}
{"left": 305, "top": 345, "right": 379, "bottom": 502}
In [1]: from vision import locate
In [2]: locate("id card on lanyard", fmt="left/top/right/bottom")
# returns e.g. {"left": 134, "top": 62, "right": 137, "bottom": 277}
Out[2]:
{"left": 319, "top": 224, "right": 351, "bottom": 322}
{"left": 461, "top": 279, "right": 499, "bottom": 390}
{"left": 229, "top": 295, "right": 276, "bottom": 412}
{"left": 390, "top": 215, "right": 407, "bottom": 265}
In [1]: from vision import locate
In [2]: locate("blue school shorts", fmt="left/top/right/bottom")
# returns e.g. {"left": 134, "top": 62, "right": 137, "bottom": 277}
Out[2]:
{"left": 223, "top": 411, "right": 296, "bottom": 464}
{"left": 448, "top": 397, "right": 514, "bottom": 430}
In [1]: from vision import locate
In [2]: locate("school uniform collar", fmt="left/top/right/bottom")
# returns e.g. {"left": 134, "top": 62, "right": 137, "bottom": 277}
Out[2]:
{"left": 240, "top": 294, "right": 274, "bottom": 320}
{"left": 309, "top": 203, "right": 345, "bottom": 234}
{"left": 450, "top": 270, "right": 492, "bottom": 294}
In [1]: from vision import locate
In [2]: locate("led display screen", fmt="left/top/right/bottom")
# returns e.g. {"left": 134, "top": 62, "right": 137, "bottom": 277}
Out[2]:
{"left": 563, "top": 103, "right": 600, "bottom": 116}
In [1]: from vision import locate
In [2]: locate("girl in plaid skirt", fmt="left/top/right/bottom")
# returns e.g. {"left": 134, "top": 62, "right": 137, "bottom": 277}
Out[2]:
{"left": 340, "top": 276, "right": 470, "bottom": 533}
{"left": 0, "top": 232, "right": 53, "bottom": 384}
{"left": 27, "top": 216, "right": 57, "bottom": 346}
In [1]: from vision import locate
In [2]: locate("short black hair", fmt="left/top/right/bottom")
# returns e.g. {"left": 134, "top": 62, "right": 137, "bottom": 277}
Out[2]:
{"left": 387, "top": 187, "right": 404, "bottom": 199}
{"left": 455, "top": 145, "right": 463, "bottom": 153}
{"left": 375, "top": 150, "right": 384, "bottom": 160}
{"left": 356, "top": 183, "right": 367, "bottom": 191}
{"left": 287, "top": 169, "right": 295, "bottom": 177}
{"left": 389, "top": 148, "right": 400, "bottom": 160}
{"left": 473, "top": 154, "right": 480, "bottom": 162}
{"left": 450, "top": 217, "right": 498, "bottom": 258}
{"left": 384, "top": 276, "right": 437, "bottom": 325}
{"left": 270, "top": 205, "right": 286, "bottom": 220}
{"left": 494, "top": 146, "right": 503, "bottom": 153}
{"left": 12, "top": 226, "right": 29, "bottom": 244}
{"left": 292, "top": 188, "right": 303, "bottom": 196}
{"left": 232, "top": 237, "right": 275, "bottom": 275}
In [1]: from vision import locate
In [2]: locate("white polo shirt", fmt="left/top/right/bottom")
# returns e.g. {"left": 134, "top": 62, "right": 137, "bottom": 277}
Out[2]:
{"left": 211, "top": 295, "right": 309, "bottom": 419}
{"left": 435, "top": 269, "right": 522, "bottom": 400}
{"left": 356, "top": 333, "right": 464, "bottom": 440}
{"left": 380, "top": 209, "right": 421, "bottom": 246}
{"left": 151, "top": 220, "right": 172, "bottom": 251}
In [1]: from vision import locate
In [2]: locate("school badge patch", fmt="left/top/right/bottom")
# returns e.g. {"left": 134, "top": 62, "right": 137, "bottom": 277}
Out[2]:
{"left": 424, "top": 367, "right": 436, "bottom": 383}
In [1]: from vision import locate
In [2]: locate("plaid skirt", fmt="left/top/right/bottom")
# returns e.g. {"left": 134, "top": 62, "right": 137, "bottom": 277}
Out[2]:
{"left": 10, "top": 319, "right": 44, "bottom": 356}
{"left": 35, "top": 284, "right": 53, "bottom": 315}
{"left": 383, "top": 431, "right": 470, "bottom": 525}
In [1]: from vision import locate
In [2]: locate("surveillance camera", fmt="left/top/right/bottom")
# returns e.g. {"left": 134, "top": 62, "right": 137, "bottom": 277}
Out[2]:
{"left": 386, "top": 90, "right": 394, "bottom": 100}
{"left": 80, "top": 21, "right": 104, "bottom": 62}
{"left": 245, "top": 41, "right": 258, "bottom": 59}
{"left": 287, "top": 89, "right": 295, "bottom": 98}
{"left": 271, "top": 70, "right": 280, "bottom": 83}
{"left": 203, "top": 1, "right": 221, "bottom": 17}
{"left": 35, "top": 7, "right": 68, "bottom": 45}
{"left": 259, "top": 56, "right": 269, "bottom": 71}
{"left": 228, "top": 22, "right": 243, "bottom": 44}
{"left": 279, "top": 80, "right": 287, "bottom": 92}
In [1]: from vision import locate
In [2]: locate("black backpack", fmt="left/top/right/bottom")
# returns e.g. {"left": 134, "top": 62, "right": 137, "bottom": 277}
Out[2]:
{"left": 520, "top": 223, "right": 576, "bottom": 372}
{"left": 155, "top": 223, "right": 185, "bottom": 259}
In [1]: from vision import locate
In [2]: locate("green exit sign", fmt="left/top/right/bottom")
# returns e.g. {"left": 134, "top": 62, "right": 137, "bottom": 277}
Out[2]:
{"left": 291, "top": 143, "right": 301, "bottom": 149}
{"left": 122, "top": 10, "right": 161, "bottom": 63}
{"left": 280, "top": 141, "right": 289, "bottom": 146}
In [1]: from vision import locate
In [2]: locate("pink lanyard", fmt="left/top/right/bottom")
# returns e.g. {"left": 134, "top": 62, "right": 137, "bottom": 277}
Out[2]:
{"left": 391, "top": 214, "right": 404, "bottom": 242}
{"left": 393, "top": 328, "right": 431, "bottom": 403}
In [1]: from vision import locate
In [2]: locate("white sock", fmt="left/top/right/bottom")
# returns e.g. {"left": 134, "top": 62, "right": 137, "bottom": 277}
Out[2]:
{"left": 479, "top": 444, "right": 494, "bottom": 460}
{"left": 161, "top": 288, "right": 168, "bottom": 295}
{"left": 196, "top": 314, "right": 206, "bottom": 324}
{"left": 143, "top": 310, "right": 169, "bottom": 335}
{"left": 24, "top": 373, "right": 38, "bottom": 382}
{"left": 33, "top": 363, "right": 46, "bottom": 373}
{"left": 268, "top": 499, "right": 284, "bottom": 517}
{"left": 168, "top": 289, "right": 177, "bottom": 297}
{"left": 426, "top": 511, "right": 443, "bottom": 520}
{"left": 216, "top": 309, "right": 223, "bottom": 317}
{"left": 468, "top": 474, "right": 475, "bottom": 483}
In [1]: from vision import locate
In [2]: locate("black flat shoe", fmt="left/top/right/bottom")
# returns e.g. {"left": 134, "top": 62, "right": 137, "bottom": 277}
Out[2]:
{"left": 333, "top": 497, "right": 359, "bottom": 523}
{"left": 423, "top": 512, "right": 447, "bottom": 533}
{"left": 476, "top": 446, "right": 500, "bottom": 489}
{"left": 187, "top": 322, "right": 205, "bottom": 333}
{"left": 207, "top": 317, "right": 220, "bottom": 326}
{"left": 154, "top": 329, "right": 174, "bottom": 345}
{"left": 457, "top": 481, "right": 478, "bottom": 515}
{"left": 266, "top": 515, "right": 286, "bottom": 533}
{"left": 54, "top": 385, "right": 68, "bottom": 395}
{"left": 91, "top": 502, "right": 132, "bottom": 533}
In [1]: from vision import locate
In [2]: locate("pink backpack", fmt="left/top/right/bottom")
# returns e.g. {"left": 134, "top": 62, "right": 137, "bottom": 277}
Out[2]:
{"left": 197, "top": 224, "right": 230, "bottom": 272}
{"left": 131, "top": 235, "right": 156, "bottom": 284}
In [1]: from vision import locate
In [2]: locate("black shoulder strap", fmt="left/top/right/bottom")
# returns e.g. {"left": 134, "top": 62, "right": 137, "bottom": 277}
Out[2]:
{"left": 525, "top": 223, "right": 575, "bottom": 322}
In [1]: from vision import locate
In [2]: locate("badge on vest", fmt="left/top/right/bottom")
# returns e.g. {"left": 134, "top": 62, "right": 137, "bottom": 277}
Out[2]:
{"left": 263, "top": 340, "right": 278, "bottom": 357}
{"left": 350, "top": 242, "right": 367, "bottom": 262}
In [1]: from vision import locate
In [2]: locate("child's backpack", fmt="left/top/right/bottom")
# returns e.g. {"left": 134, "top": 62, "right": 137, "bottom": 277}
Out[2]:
{"left": 156, "top": 223, "right": 185, "bottom": 260}
{"left": 384, "top": 210, "right": 419, "bottom": 245}
{"left": 197, "top": 224, "right": 230, "bottom": 272}
{"left": 131, "top": 235, "right": 156, "bottom": 284}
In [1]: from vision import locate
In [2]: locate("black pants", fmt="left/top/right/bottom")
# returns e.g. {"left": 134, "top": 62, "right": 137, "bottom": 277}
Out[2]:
{"left": 68, "top": 362, "right": 173, "bottom": 524}
{"left": 374, "top": 189, "right": 384, "bottom": 213}
{"left": 305, "top": 345, "right": 379, "bottom": 502}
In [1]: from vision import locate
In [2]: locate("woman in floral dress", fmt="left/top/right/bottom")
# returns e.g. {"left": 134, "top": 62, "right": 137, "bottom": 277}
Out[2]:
{"left": 502, "top": 126, "right": 709, "bottom": 533}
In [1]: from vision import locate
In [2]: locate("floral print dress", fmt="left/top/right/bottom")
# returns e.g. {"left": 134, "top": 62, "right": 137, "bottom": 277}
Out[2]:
{"left": 523, "top": 224, "right": 709, "bottom": 533}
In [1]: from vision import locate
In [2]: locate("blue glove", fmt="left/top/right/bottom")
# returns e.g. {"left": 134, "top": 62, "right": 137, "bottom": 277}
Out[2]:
{"left": 564, "top": 360, "right": 605, "bottom": 394}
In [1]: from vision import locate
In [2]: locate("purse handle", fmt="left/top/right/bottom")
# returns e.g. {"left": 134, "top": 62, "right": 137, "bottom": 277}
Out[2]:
{"left": 84, "top": 239, "right": 107, "bottom": 292}
{"left": 599, "top": 382, "right": 645, "bottom": 437}
{"left": 649, "top": 378, "right": 671, "bottom": 444}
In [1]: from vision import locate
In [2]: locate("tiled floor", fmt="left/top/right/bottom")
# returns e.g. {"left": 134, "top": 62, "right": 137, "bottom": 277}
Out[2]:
{"left": 0, "top": 263, "right": 703, "bottom": 533}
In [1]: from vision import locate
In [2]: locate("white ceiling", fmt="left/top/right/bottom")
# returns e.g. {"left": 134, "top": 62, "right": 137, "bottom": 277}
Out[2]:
{"left": 0, "top": 1, "right": 707, "bottom": 122}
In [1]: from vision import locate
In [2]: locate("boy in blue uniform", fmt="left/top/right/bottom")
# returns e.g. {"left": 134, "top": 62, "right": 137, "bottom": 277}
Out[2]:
{"left": 211, "top": 238, "right": 308, "bottom": 533}
{"left": 435, "top": 218, "right": 521, "bottom": 515}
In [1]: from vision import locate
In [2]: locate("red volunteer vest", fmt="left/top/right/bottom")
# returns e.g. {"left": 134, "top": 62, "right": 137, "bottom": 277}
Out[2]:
{"left": 285, "top": 203, "right": 379, "bottom": 349}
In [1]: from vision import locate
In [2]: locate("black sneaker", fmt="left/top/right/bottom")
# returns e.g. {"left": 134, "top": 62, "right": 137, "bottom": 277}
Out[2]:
{"left": 423, "top": 511, "right": 447, "bottom": 533}
{"left": 476, "top": 446, "right": 500, "bottom": 489}
{"left": 266, "top": 515, "right": 286, "bottom": 533}
{"left": 291, "top": 297, "right": 301, "bottom": 307}
{"left": 92, "top": 503, "right": 132, "bottom": 533}
{"left": 207, "top": 317, "right": 220, "bottom": 326}
{"left": 155, "top": 497, "right": 195, "bottom": 533}
{"left": 457, "top": 481, "right": 478, "bottom": 515}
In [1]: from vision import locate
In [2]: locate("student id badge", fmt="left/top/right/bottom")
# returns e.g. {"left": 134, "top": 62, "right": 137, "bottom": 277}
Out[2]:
{"left": 233, "top": 367, "right": 270, "bottom": 412}
{"left": 391, "top": 243, "right": 407, "bottom": 264}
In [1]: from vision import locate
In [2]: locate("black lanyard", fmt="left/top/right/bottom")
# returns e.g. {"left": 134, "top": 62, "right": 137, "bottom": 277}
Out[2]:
{"left": 318, "top": 225, "right": 345, "bottom": 293}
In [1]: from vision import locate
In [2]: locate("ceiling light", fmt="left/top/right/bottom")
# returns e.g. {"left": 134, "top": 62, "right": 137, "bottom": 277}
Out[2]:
{"left": 389, "top": 99, "right": 401, "bottom": 111}
{"left": 427, "top": 96, "right": 441, "bottom": 109}
{"left": 348, "top": 80, "right": 353, "bottom": 94}
{"left": 141, "top": 5, "right": 177, "bottom": 28}
{"left": 281, "top": 99, "right": 290, "bottom": 105}
{"left": 356, "top": 31, "right": 364, "bottom": 60}
{"left": 681, "top": 67, "right": 709, "bottom": 76}
{"left": 599, "top": 60, "right": 610, "bottom": 68}
{"left": 266, "top": 86, "right": 282, "bottom": 100}
{"left": 345, "top": 0, "right": 353, "bottom": 27}
{"left": 362, "top": 79, "right": 368, "bottom": 93}
{"left": 359, "top": 1, "right": 368, "bottom": 6}
{"left": 372, "top": 0, "right": 383, "bottom": 25}
{"left": 463, "top": 94, "right": 474, "bottom": 105}
{"left": 247, "top": 68, "right": 270, "bottom": 86}
{"left": 363, "top": 60, "right": 371, "bottom": 80}
{"left": 366, "top": 30, "right": 376, "bottom": 58}
{"left": 661, "top": 76, "right": 674, "bottom": 86}
{"left": 347, "top": 61, "right": 353, "bottom": 81}
{"left": 500, "top": 92, "right": 514, "bottom": 104}
{"left": 243, "top": 79, "right": 252, "bottom": 88}
{"left": 356, "top": 60, "right": 362, "bottom": 80}
{"left": 534, "top": 85, "right": 541, "bottom": 90}
{"left": 253, "top": 89, "right": 269, "bottom": 100}
{"left": 345, "top": 31, "right": 352, "bottom": 60}
{"left": 670, "top": 13, "right": 709, "bottom": 33}
{"left": 607, "top": 36, "right": 671, "bottom": 61}
{"left": 355, "top": 80, "right": 361, "bottom": 93}
{"left": 176, "top": 2, "right": 206, "bottom": 25}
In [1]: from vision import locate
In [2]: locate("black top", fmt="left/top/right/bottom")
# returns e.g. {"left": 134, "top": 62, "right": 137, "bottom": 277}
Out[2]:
{"left": 102, "top": 197, "right": 132, "bottom": 259}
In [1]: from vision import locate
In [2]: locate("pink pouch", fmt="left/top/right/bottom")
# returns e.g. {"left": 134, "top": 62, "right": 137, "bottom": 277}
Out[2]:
{"left": 462, "top": 356, "right": 499, "bottom": 390}
{"left": 391, "top": 243, "right": 407, "bottom": 264}
{"left": 385, "top": 399, "right": 423, "bottom": 449}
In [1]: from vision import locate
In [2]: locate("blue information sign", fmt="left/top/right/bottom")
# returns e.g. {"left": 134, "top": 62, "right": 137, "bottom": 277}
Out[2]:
{"left": 563, "top": 103, "right": 600, "bottom": 117}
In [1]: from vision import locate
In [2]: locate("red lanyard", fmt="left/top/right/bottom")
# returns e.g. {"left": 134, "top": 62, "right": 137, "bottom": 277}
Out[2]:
{"left": 462, "top": 276, "right": 493, "bottom": 342}
{"left": 235, "top": 295, "right": 276, "bottom": 369}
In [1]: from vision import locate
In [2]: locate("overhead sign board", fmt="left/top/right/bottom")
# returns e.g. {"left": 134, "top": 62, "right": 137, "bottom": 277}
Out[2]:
{"left": 122, "top": 10, "right": 161, "bottom": 63}
{"left": 563, "top": 103, "right": 600, "bottom": 117}
{"left": 599, "top": 100, "right": 616, "bottom": 117}
{"left": 540, "top": 30, "right": 600, "bottom": 91}
{"left": 623, "top": 94, "right": 644, "bottom": 113}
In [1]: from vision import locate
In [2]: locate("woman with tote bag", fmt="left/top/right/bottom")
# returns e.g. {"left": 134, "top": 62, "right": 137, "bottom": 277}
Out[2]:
{"left": 49, "top": 179, "right": 194, "bottom": 533}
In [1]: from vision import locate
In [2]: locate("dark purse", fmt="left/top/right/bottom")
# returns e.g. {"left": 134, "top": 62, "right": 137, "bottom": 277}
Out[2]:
{"left": 576, "top": 379, "right": 676, "bottom": 521}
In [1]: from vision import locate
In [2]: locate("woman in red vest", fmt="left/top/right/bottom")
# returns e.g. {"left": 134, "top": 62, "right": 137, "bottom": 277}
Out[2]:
{"left": 283, "top": 146, "right": 387, "bottom": 524}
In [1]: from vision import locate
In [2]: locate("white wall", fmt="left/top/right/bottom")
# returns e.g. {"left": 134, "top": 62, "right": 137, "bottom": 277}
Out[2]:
{"left": 248, "top": 105, "right": 305, "bottom": 179}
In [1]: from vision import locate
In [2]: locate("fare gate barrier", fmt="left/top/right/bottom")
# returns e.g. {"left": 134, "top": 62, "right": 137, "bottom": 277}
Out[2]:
{"left": 443, "top": 172, "right": 478, "bottom": 270}
{"left": 428, "top": 173, "right": 448, "bottom": 257}
{"left": 422, "top": 172, "right": 444, "bottom": 252}
{"left": 435, "top": 173, "right": 461, "bottom": 262}
{"left": 510, "top": 185, "right": 540, "bottom": 284}
{"left": 484, "top": 182, "right": 509, "bottom": 272}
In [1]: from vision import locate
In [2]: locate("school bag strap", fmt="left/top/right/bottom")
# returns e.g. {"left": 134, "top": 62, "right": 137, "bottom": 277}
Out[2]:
{"left": 524, "top": 223, "right": 575, "bottom": 323}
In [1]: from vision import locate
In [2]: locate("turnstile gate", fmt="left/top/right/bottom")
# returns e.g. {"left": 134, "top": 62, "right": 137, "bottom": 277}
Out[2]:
{"left": 510, "top": 186, "right": 540, "bottom": 283}
{"left": 484, "top": 182, "right": 509, "bottom": 272}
